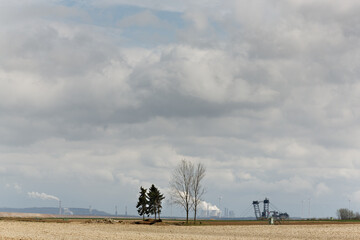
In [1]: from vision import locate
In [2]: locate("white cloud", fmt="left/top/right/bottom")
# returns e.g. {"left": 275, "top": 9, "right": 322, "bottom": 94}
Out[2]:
{"left": 1, "top": 0, "right": 360, "bottom": 217}
{"left": 183, "top": 11, "right": 209, "bottom": 31}
{"left": 92, "top": 0, "right": 222, "bottom": 12}
{"left": 315, "top": 183, "right": 331, "bottom": 197}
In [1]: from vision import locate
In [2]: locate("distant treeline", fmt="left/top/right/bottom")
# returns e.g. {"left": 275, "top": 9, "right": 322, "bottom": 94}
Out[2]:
{"left": 337, "top": 208, "right": 360, "bottom": 220}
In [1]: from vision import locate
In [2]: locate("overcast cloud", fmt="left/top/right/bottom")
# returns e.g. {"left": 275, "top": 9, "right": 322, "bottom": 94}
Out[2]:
{"left": 1, "top": 0, "right": 360, "bottom": 218}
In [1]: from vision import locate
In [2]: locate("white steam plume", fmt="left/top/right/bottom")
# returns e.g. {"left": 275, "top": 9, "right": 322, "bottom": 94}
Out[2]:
{"left": 199, "top": 201, "right": 220, "bottom": 211}
{"left": 199, "top": 201, "right": 221, "bottom": 217}
{"left": 28, "top": 192, "right": 59, "bottom": 201}
{"left": 63, "top": 208, "right": 74, "bottom": 215}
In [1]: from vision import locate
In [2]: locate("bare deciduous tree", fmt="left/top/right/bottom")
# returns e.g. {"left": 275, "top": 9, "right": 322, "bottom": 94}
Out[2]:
{"left": 337, "top": 208, "right": 356, "bottom": 220}
{"left": 169, "top": 159, "right": 194, "bottom": 224}
{"left": 170, "top": 159, "right": 206, "bottom": 224}
{"left": 191, "top": 163, "right": 206, "bottom": 223}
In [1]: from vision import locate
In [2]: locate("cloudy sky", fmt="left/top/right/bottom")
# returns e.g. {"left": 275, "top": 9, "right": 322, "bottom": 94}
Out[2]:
{"left": 1, "top": 0, "right": 360, "bottom": 218}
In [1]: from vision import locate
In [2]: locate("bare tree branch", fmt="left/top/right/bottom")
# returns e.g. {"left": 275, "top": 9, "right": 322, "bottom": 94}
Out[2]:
{"left": 169, "top": 159, "right": 194, "bottom": 224}
{"left": 169, "top": 159, "right": 206, "bottom": 224}
{"left": 191, "top": 162, "right": 206, "bottom": 223}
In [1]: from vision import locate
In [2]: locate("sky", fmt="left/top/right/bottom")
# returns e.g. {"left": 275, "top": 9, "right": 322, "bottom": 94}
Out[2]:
{"left": 1, "top": 0, "right": 360, "bottom": 219}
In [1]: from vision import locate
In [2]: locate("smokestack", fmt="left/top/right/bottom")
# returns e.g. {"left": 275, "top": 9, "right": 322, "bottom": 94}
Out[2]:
{"left": 59, "top": 200, "right": 62, "bottom": 215}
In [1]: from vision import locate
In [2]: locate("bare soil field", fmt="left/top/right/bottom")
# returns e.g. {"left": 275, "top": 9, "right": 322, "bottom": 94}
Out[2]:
{"left": 1, "top": 219, "right": 360, "bottom": 240}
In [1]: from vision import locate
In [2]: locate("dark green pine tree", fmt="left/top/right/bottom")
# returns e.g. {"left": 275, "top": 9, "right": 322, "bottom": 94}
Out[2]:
{"left": 155, "top": 190, "right": 165, "bottom": 220}
{"left": 136, "top": 186, "right": 148, "bottom": 220}
{"left": 148, "top": 184, "right": 165, "bottom": 220}
{"left": 147, "top": 184, "right": 157, "bottom": 219}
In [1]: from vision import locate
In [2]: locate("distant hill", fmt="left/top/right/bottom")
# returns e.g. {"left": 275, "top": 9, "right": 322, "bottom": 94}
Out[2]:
{"left": 0, "top": 207, "right": 112, "bottom": 216}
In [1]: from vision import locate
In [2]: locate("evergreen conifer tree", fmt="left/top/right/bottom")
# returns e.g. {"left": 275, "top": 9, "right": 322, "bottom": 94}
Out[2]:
{"left": 148, "top": 184, "right": 165, "bottom": 220}
{"left": 136, "top": 186, "right": 148, "bottom": 220}
{"left": 155, "top": 190, "right": 165, "bottom": 220}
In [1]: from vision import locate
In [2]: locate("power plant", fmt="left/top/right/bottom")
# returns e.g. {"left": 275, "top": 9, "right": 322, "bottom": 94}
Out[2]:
{"left": 252, "top": 198, "right": 289, "bottom": 220}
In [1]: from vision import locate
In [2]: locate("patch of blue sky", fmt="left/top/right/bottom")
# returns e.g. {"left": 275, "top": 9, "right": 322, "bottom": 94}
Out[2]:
{"left": 56, "top": 1, "right": 227, "bottom": 48}
{"left": 57, "top": 0, "right": 185, "bottom": 47}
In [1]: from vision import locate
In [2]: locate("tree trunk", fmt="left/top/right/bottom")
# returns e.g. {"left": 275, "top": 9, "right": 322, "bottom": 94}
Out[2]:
{"left": 186, "top": 208, "right": 189, "bottom": 224}
{"left": 194, "top": 206, "right": 197, "bottom": 224}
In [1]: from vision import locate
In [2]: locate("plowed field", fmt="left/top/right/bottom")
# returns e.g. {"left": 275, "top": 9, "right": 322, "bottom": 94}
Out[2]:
{"left": 0, "top": 220, "right": 360, "bottom": 239}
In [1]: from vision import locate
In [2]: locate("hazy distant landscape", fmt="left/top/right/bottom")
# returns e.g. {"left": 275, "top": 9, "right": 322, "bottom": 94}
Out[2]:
{"left": 0, "top": 207, "right": 111, "bottom": 216}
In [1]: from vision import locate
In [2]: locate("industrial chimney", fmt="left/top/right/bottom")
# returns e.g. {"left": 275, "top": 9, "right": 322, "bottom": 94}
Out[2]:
{"left": 59, "top": 200, "right": 62, "bottom": 215}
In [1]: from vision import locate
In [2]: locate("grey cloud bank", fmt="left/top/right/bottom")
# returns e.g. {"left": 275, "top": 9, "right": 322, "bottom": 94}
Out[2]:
{"left": 0, "top": 0, "right": 360, "bottom": 218}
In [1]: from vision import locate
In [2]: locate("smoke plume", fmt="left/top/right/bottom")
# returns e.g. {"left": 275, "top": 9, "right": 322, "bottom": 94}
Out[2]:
{"left": 199, "top": 201, "right": 220, "bottom": 211}
{"left": 63, "top": 208, "right": 74, "bottom": 215}
{"left": 28, "top": 192, "right": 60, "bottom": 201}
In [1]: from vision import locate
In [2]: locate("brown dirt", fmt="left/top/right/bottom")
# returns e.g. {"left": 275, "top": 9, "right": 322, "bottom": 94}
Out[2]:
{"left": 0, "top": 219, "right": 360, "bottom": 239}
{"left": 188, "top": 220, "right": 360, "bottom": 226}
{"left": 0, "top": 212, "right": 57, "bottom": 218}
